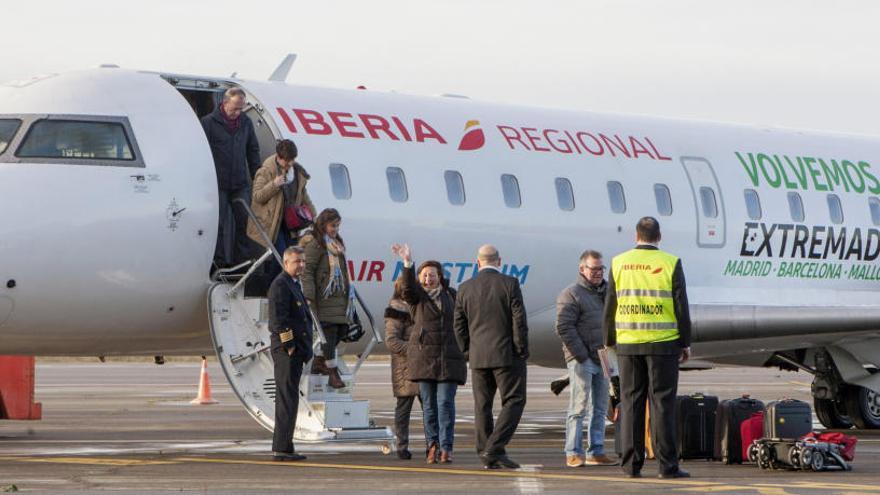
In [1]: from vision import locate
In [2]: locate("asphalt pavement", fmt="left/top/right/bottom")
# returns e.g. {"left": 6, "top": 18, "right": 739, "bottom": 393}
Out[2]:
{"left": 0, "top": 360, "right": 877, "bottom": 494}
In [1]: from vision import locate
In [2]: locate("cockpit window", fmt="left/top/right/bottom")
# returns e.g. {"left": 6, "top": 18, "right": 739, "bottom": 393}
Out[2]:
{"left": 0, "top": 119, "right": 21, "bottom": 155}
{"left": 17, "top": 119, "right": 134, "bottom": 160}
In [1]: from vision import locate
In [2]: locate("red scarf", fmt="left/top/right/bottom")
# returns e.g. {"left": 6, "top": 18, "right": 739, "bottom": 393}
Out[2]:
{"left": 219, "top": 103, "right": 241, "bottom": 133}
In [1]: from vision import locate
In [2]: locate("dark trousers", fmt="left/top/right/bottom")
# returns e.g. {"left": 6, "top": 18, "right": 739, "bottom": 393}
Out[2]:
{"left": 216, "top": 186, "right": 252, "bottom": 267}
{"left": 471, "top": 358, "right": 527, "bottom": 456}
{"left": 618, "top": 354, "right": 679, "bottom": 475}
{"left": 394, "top": 395, "right": 422, "bottom": 450}
{"left": 319, "top": 322, "right": 345, "bottom": 362}
{"left": 271, "top": 345, "right": 305, "bottom": 454}
{"left": 265, "top": 224, "right": 297, "bottom": 282}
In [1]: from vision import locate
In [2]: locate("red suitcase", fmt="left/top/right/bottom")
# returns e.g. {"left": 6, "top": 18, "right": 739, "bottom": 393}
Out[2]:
{"left": 740, "top": 411, "right": 764, "bottom": 461}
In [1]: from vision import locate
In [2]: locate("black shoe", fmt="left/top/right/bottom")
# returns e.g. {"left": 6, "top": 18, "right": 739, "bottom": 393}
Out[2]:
{"left": 480, "top": 452, "right": 519, "bottom": 469}
{"left": 273, "top": 452, "right": 307, "bottom": 462}
{"left": 658, "top": 468, "right": 690, "bottom": 479}
{"left": 479, "top": 452, "right": 502, "bottom": 470}
{"left": 495, "top": 454, "right": 520, "bottom": 469}
{"left": 397, "top": 449, "right": 412, "bottom": 460}
{"left": 625, "top": 472, "right": 642, "bottom": 479}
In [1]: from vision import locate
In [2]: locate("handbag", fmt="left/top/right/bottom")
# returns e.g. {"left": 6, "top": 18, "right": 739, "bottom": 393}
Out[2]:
{"left": 339, "top": 312, "right": 365, "bottom": 343}
{"left": 284, "top": 204, "right": 314, "bottom": 230}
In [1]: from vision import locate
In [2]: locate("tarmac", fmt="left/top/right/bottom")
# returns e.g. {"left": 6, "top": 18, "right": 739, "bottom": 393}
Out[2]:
{"left": 0, "top": 360, "right": 878, "bottom": 494}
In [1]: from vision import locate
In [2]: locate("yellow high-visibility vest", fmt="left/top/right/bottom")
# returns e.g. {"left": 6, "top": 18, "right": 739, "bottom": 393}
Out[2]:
{"left": 611, "top": 248, "right": 680, "bottom": 344}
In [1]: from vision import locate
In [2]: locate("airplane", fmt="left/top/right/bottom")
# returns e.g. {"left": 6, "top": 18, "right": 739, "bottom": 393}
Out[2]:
{"left": 1, "top": 57, "right": 879, "bottom": 438}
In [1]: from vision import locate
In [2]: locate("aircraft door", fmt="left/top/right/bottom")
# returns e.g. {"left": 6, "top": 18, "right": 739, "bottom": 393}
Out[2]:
{"left": 681, "top": 157, "right": 726, "bottom": 248}
{"left": 245, "top": 103, "right": 280, "bottom": 164}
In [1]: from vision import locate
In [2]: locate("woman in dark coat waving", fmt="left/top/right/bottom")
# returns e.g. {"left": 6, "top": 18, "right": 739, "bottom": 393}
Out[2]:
{"left": 391, "top": 243, "right": 467, "bottom": 464}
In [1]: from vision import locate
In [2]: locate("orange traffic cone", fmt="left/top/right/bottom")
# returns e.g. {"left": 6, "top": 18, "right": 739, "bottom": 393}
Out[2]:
{"left": 190, "top": 356, "right": 219, "bottom": 405}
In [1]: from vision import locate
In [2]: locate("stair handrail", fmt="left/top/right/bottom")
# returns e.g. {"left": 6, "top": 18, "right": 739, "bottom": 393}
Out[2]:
{"left": 232, "top": 198, "right": 283, "bottom": 267}
{"left": 228, "top": 197, "right": 327, "bottom": 345}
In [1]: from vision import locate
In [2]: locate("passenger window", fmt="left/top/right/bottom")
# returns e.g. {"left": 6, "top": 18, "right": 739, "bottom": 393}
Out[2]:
{"left": 444, "top": 170, "right": 466, "bottom": 205}
{"left": 17, "top": 119, "right": 134, "bottom": 160}
{"left": 870, "top": 198, "right": 880, "bottom": 226}
{"left": 607, "top": 181, "right": 626, "bottom": 214}
{"left": 788, "top": 192, "right": 805, "bottom": 222}
{"left": 744, "top": 189, "right": 762, "bottom": 220}
{"left": 699, "top": 187, "right": 718, "bottom": 218}
{"left": 329, "top": 163, "right": 352, "bottom": 200}
{"left": 555, "top": 177, "right": 575, "bottom": 211}
{"left": 0, "top": 119, "right": 21, "bottom": 154}
{"left": 501, "top": 174, "right": 521, "bottom": 208}
{"left": 654, "top": 183, "right": 672, "bottom": 216}
{"left": 385, "top": 166, "right": 408, "bottom": 203}
{"left": 827, "top": 194, "right": 843, "bottom": 224}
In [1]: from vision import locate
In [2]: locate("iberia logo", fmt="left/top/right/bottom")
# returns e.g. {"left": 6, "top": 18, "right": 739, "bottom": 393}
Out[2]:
{"left": 457, "top": 120, "right": 485, "bottom": 151}
{"left": 621, "top": 264, "right": 663, "bottom": 274}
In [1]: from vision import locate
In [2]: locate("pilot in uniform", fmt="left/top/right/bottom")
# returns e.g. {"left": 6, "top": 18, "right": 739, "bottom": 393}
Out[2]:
{"left": 603, "top": 217, "right": 692, "bottom": 479}
{"left": 268, "top": 246, "right": 314, "bottom": 461}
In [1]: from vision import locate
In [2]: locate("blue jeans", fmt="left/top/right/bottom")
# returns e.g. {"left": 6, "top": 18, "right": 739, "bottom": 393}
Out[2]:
{"left": 564, "top": 358, "right": 609, "bottom": 456}
{"left": 420, "top": 380, "right": 458, "bottom": 452}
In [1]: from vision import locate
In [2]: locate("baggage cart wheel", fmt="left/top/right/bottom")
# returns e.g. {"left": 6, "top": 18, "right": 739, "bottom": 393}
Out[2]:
{"left": 800, "top": 447, "right": 813, "bottom": 471}
{"left": 758, "top": 445, "right": 772, "bottom": 470}
{"left": 380, "top": 442, "right": 392, "bottom": 455}
{"left": 788, "top": 446, "right": 801, "bottom": 470}
{"left": 747, "top": 443, "right": 759, "bottom": 464}
{"left": 810, "top": 451, "right": 825, "bottom": 471}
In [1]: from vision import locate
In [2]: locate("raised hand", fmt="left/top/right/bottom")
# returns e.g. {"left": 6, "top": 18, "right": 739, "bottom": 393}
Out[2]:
{"left": 391, "top": 243, "right": 412, "bottom": 263}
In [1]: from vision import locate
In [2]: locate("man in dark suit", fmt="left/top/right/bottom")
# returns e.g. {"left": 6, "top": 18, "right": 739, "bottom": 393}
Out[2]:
{"left": 454, "top": 244, "right": 529, "bottom": 469}
{"left": 268, "top": 246, "right": 314, "bottom": 461}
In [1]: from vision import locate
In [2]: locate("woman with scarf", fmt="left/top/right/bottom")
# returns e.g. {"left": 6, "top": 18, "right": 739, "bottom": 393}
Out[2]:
{"left": 247, "top": 139, "right": 315, "bottom": 280}
{"left": 391, "top": 243, "right": 466, "bottom": 464}
{"left": 300, "top": 208, "right": 351, "bottom": 389}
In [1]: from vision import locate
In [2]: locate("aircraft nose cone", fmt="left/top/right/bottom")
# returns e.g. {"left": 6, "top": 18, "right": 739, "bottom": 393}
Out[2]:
{"left": 0, "top": 295, "right": 13, "bottom": 328}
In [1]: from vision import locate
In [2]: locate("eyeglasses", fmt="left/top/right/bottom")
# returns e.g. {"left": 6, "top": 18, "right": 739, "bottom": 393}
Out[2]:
{"left": 585, "top": 265, "right": 606, "bottom": 273}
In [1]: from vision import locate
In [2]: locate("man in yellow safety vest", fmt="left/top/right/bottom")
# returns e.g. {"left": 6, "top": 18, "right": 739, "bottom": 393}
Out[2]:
{"left": 603, "top": 216, "right": 692, "bottom": 479}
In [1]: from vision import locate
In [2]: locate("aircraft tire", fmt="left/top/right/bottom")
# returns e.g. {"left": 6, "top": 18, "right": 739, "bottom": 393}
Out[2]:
{"left": 843, "top": 384, "right": 880, "bottom": 429}
{"left": 814, "top": 397, "right": 853, "bottom": 429}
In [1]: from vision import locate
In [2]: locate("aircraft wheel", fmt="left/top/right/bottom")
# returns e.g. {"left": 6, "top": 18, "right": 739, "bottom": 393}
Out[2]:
{"left": 844, "top": 383, "right": 880, "bottom": 429}
{"left": 814, "top": 397, "right": 853, "bottom": 429}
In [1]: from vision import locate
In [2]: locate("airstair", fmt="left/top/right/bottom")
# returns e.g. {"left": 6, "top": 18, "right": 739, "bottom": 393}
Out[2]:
{"left": 207, "top": 200, "right": 393, "bottom": 449}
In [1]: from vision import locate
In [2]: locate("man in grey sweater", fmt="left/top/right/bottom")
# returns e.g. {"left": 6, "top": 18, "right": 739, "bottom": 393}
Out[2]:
{"left": 555, "top": 250, "right": 617, "bottom": 468}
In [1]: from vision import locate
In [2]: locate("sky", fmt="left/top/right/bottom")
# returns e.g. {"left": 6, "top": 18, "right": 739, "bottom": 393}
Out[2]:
{"left": 4, "top": 0, "right": 880, "bottom": 135}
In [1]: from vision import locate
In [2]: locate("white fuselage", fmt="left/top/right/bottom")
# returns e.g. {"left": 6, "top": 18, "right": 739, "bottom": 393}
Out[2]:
{"left": 1, "top": 68, "right": 879, "bottom": 369}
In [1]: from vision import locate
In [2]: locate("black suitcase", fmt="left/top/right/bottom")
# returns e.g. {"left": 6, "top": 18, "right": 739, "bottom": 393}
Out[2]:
{"left": 715, "top": 395, "right": 765, "bottom": 464}
{"left": 676, "top": 393, "right": 718, "bottom": 460}
{"left": 764, "top": 399, "right": 812, "bottom": 439}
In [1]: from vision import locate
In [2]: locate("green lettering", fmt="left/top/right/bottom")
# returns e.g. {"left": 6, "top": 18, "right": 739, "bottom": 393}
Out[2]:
{"left": 859, "top": 161, "right": 880, "bottom": 195}
{"left": 758, "top": 153, "right": 782, "bottom": 187}
{"left": 784, "top": 155, "right": 808, "bottom": 189}
{"left": 776, "top": 155, "right": 799, "bottom": 189}
{"left": 843, "top": 160, "right": 866, "bottom": 193}
{"left": 803, "top": 157, "right": 827, "bottom": 191}
{"left": 735, "top": 152, "right": 761, "bottom": 187}
{"left": 724, "top": 260, "right": 737, "bottom": 275}
{"left": 820, "top": 159, "right": 851, "bottom": 193}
